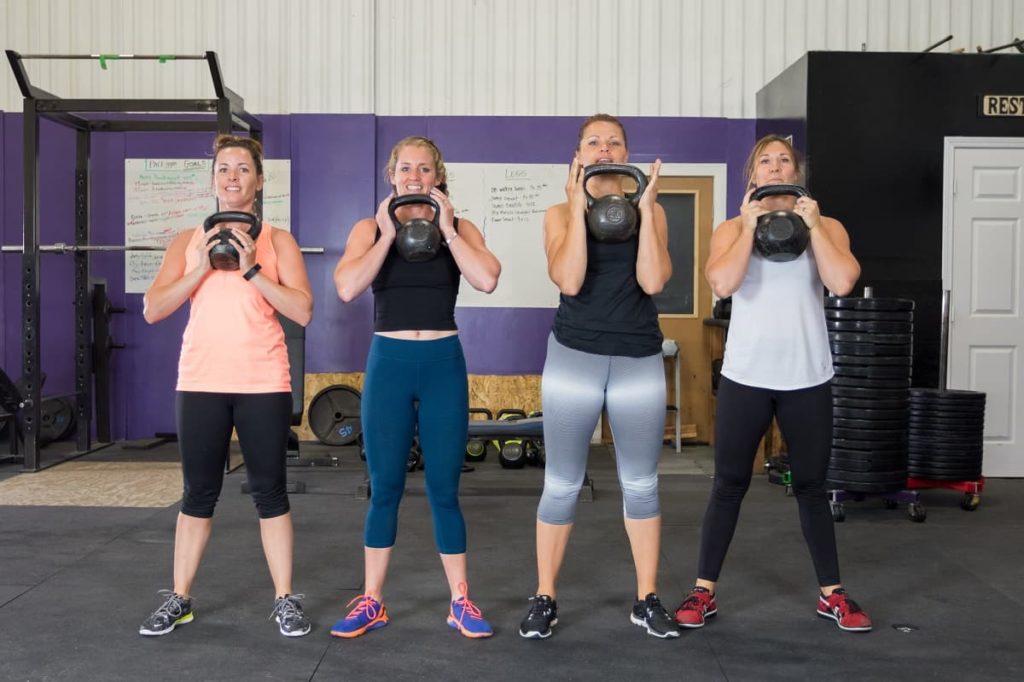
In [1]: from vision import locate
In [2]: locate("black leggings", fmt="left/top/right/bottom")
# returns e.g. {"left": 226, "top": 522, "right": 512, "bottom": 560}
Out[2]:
{"left": 698, "top": 376, "right": 840, "bottom": 586}
{"left": 176, "top": 391, "right": 292, "bottom": 519}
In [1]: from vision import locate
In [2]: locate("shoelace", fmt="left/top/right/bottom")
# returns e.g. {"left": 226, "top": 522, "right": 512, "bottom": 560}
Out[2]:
{"left": 153, "top": 589, "right": 187, "bottom": 620}
{"left": 452, "top": 583, "right": 484, "bottom": 629}
{"left": 829, "top": 593, "right": 863, "bottom": 616}
{"left": 646, "top": 595, "right": 669, "bottom": 617}
{"left": 270, "top": 594, "right": 306, "bottom": 623}
{"left": 681, "top": 591, "right": 710, "bottom": 612}
{"left": 345, "top": 594, "right": 381, "bottom": 621}
{"left": 528, "top": 596, "right": 552, "bottom": 619}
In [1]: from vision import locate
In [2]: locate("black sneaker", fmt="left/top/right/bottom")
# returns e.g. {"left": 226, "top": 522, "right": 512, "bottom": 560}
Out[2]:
{"left": 272, "top": 594, "right": 311, "bottom": 637}
{"left": 139, "top": 590, "right": 193, "bottom": 636}
{"left": 519, "top": 594, "right": 558, "bottom": 639}
{"left": 631, "top": 593, "right": 680, "bottom": 639}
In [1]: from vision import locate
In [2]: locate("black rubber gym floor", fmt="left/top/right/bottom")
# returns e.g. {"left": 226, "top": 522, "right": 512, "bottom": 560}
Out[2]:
{"left": 1, "top": 443, "right": 1021, "bottom": 681}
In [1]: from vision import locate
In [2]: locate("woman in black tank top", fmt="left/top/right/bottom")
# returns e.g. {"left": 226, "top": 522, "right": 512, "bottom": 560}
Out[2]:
{"left": 519, "top": 114, "right": 678, "bottom": 640}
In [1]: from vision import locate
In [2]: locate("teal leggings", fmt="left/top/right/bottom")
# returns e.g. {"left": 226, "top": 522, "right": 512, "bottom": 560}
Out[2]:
{"left": 361, "top": 334, "right": 469, "bottom": 554}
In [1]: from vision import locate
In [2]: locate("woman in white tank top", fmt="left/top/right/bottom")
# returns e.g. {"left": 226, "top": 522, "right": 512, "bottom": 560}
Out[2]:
{"left": 673, "top": 136, "right": 874, "bottom": 634}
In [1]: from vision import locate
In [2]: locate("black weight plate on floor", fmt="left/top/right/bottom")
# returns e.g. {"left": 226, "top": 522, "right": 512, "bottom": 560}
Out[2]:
{"left": 830, "top": 459, "right": 906, "bottom": 473}
{"left": 832, "top": 354, "right": 912, "bottom": 366}
{"left": 832, "top": 447, "right": 907, "bottom": 459}
{"left": 909, "top": 389, "right": 986, "bottom": 405}
{"left": 834, "top": 427, "right": 907, "bottom": 441}
{"left": 834, "top": 364, "right": 913, "bottom": 379}
{"left": 908, "top": 467, "right": 983, "bottom": 479}
{"left": 826, "top": 309, "right": 914, "bottom": 322}
{"left": 908, "top": 432, "right": 983, "bottom": 445}
{"left": 834, "top": 418, "right": 907, "bottom": 430}
{"left": 828, "top": 482, "right": 907, "bottom": 494}
{"left": 833, "top": 386, "right": 911, "bottom": 400}
{"left": 833, "top": 438, "right": 908, "bottom": 451}
{"left": 913, "top": 411, "right": 983, "bottom": 421}
{"left": 909, "top": 430, "right": 983, "bottom": 443}
{"left": 907, "top": 457, "right": 983, "bottom": 469}
{"left": 831, "top": 342, "right": 913, "bottom": 356}
{"left": 827, "top": 469, "right": 907, "bottom": 483}
{"left": 829, "top": 332, "right": 915, "bottom": 345}
{"left": 834, "top": 407, "right": 908, "bottom": 420}
{"left": 824, "top": 297, "right": 915, "bottom": 312}
{"left": 831, "top": 452, "right": 908, "bottom": 466}
{"left": 832, "top": 376, "right": 912, "bottom": 389}
{"left": 908, "top": 421, "right": 985, "bottom": 433}
{"left": 908, "top": 446, "right": 984, "bottom": 459}
{"left": 908, "top": 406, "right": 985, "bottom": 418}
{"left": 833, "top": 397, "right": 909, "bottom": 410}
{"left": 827, "top": 320, "right": 914, "bottom": 334}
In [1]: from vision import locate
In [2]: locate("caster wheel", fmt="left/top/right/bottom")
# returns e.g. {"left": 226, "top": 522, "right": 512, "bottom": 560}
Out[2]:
{"left": 960, "top": 493, "right": 981, "bottom": 511}
{"left": 784, "top": 484, "right": 794, "bottom": 497}
{"left": 465, "top": 438, "right": 487, "bottom": 462}
{"left": 830, "top": 501, "right": 845, "bottom": 523}
{"left": 908, "top": 501, "right": 927, "bottom": 523}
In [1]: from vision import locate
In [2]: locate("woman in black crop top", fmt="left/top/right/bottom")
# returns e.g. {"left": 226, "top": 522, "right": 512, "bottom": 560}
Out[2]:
{"left": 518, "top": 114, "right": 678, "bottom": 640}
{"left": 331, "top": 136, "right": 501, "bottom": 639}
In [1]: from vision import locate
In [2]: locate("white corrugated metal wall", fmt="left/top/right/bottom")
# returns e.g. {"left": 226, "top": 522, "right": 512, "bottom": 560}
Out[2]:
{"left": 2, "top": 0, "right": 1023, "bottom": 116}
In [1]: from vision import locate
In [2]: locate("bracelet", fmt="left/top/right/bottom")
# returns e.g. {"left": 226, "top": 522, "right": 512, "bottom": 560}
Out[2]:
{"left": 445, "top": 232, "right": 459, "bottom": 247}
{"left": 242, "top": 263, "right": 262, "bottom": 281}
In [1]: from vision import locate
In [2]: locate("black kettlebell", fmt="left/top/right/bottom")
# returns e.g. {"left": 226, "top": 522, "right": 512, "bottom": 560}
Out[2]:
{"left": 750, "top": 184, "right": 811, "bottom": 262}
{"left": 389, "top": 194, "right": 443, "bottom": 262}
{"left": 583, "top": 164, "right": 648, "bottom": 243}
{"left": 203, "top": 211, "right": 261, "bottom": 271}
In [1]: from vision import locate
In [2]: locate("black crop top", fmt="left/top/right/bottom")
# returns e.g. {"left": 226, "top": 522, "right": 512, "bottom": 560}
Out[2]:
{"left": 371, "top": 218, "right": 461, "bottom": 332}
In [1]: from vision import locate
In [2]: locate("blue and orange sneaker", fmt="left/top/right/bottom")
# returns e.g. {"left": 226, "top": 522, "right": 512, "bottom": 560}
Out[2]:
{"left": 447, "top": 594, "right": 493, "bottom": 638}
{"left": 330, "top": 594, "right": 389, "bottom": 638}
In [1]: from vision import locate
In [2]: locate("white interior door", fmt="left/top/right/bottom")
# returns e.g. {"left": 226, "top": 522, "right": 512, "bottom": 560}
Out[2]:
{"left": 945, "top": 138, "right": 1024, "bottom": 477}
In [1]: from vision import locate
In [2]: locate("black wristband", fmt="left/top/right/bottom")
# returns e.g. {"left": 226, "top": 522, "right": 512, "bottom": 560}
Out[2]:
{"left": 242, "top": 263, "right": 262, "bottom": 281}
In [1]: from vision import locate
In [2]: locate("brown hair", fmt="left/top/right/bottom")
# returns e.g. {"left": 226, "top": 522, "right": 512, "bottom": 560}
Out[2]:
{"left": 577, "top": 113, "right": 628, "bottom": 150}
{"left": 384, "top": 136, "right": 448, "bottom": 194}
{"left": 212, "top": 134, "right": 264, "bottom": 176}
{"left": 743, "top": 135, "right": 804, "bottom": 189}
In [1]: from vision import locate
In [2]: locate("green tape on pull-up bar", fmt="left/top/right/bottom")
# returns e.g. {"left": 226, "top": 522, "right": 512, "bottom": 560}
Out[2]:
{"left": 97, "top": 54, "right": 120, "bottom": 70}
{"left": 158, "top": 55, "right": 176, "bottom": 64}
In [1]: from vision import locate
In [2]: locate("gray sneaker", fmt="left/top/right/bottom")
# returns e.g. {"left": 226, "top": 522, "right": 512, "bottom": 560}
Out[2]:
{"left": 139, "top": 590, "right": 193, "bottom": 636}
{"left": 272, "top": 594, "right": 311, "bottom": 637}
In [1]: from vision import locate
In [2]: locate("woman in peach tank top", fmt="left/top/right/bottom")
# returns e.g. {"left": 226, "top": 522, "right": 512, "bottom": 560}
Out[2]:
{"left": 138, "top": 135, "right": 314, "bottom": 638}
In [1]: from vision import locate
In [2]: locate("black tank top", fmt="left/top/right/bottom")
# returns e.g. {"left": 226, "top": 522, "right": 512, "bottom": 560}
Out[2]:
{"left": 552, "top": 229, "right": 663, "bottom": 357}
{"left": 371, "top": 218, "right": 461, "bottom": 332}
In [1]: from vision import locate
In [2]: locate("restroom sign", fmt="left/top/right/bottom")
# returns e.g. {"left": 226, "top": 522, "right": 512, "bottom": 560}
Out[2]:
{"left": 980, "top": 95, "right": 1024, "bottom": 117}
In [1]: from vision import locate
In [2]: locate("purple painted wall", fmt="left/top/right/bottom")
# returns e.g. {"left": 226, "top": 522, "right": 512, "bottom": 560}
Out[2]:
{"left": 2, "top": 113, "right": 754, "bottom": 438}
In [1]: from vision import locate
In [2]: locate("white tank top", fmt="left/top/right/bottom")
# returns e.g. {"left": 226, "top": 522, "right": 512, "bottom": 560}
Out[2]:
{"left": 721, "top": 247, "right": 833, "bottom": 390}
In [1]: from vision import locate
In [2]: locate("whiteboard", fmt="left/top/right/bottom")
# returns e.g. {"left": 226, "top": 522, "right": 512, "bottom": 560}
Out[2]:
{"left": 446, "top": 163, "right": 565, "bottom": 308}
{"left": 124, "top": 159, "right": 291, "bottom": 294}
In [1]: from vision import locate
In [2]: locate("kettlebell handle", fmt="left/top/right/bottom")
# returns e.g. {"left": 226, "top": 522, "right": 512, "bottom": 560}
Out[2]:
{"left": 750, "top": 184, "right": 809, "bottom": 202}
{"left": 204, "top": 211, "right": 259, "bottom": 231}
{"left": 582, "top": 164, "right": 648, "bottom": 208}
{"left": 388, "top": 194, "right": 440, "bottom": 226}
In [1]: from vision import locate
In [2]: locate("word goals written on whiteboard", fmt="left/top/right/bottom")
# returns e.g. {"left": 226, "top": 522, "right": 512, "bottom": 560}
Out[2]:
{"left": 446, "top": 163, "right": 566, "bottom": 308}
{"left": 124, "top": 159, "right": 290, "bottom": 294}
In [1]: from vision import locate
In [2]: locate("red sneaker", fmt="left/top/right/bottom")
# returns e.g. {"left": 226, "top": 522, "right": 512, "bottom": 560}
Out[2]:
{"left": 674, "top": 587, "right": 717, "bottom": 628}
{"left": 817, "top": 589, "right": 872, "bottom": 632}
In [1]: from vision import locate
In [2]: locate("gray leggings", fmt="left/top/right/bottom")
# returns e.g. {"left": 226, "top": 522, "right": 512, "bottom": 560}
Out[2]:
{"left": 537, "top": 333, "right": 666, "bottom": 524}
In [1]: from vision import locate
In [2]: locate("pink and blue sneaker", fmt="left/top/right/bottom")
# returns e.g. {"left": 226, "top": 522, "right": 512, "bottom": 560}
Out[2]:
{"left": 447, "top": 594, "right": 493, "bottom": 638}
{"left": 330, "top": 594, "right": 389, "bottom": 638}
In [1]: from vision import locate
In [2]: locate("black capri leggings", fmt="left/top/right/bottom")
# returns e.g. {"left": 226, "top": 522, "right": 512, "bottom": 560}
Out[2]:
{"left": 698, "top": 376, "right": 840, "bottom": 587}
{"left": 176, "top": 391, "right": 292, "bottom": 519}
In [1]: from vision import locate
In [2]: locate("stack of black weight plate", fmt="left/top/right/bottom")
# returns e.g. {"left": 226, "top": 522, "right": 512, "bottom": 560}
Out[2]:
{"left": 908, "top": 389, "right": 985, "bottom": 480}
{"left": 826, "top": 297, "right": 914, "bottom": 493}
